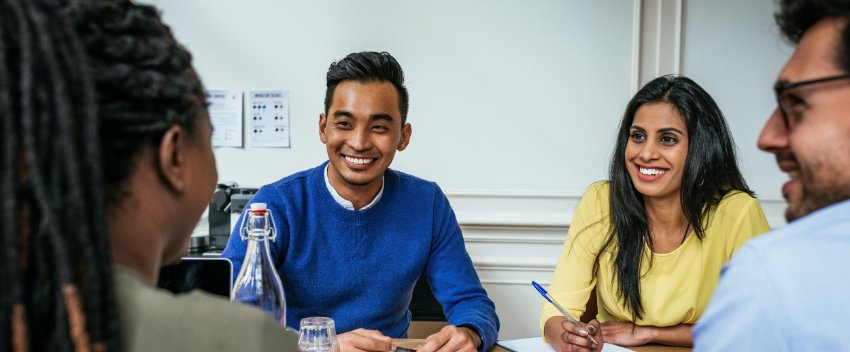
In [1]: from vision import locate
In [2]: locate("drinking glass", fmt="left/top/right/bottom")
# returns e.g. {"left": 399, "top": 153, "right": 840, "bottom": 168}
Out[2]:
{"left": 298, "top": 317, "right": 340, "bottom": 352}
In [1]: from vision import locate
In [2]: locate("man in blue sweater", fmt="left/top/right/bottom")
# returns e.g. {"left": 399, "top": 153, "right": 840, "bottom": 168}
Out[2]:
{"left": 222, "top": 51, "right": 498, "bottom": 352}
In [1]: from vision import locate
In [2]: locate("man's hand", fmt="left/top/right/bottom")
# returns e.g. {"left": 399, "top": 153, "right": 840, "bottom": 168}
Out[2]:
{"left": 337, "top": 328, "right": 394, "bottom": 352}
{"left": 415, "top": 325, "right": 481, "bottom": 352}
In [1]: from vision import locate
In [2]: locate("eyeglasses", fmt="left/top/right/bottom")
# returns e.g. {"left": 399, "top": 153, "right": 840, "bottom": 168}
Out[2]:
{"left": 774, "top": 73, "right": 850, "bottom": 128}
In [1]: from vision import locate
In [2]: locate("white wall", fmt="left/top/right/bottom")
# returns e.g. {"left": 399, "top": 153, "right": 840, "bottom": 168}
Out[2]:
{"left": 144, "top": 0, "right": 792, "bottom": 339}
{"left": 681, "top": 0, "right": 792, "bottom": 209}
{"left": 146, "top": 0, "right": 635, "bottom": 195}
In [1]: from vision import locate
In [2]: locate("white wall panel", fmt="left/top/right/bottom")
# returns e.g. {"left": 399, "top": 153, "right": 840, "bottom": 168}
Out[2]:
{"left": 681, "top": 0, "right": 792, "bottom": 204}
{"left": 146, "top": 0, "right": 636, "bottom": 195}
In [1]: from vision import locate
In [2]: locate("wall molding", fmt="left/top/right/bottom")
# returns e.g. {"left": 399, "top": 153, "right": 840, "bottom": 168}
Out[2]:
{"left": 460, "top": 189, "right": 789, "bottom": 300}
{"left": 637, "top": 0, "right": 683, "bottom": 88}
{"left": 462, "top": 229, "right": 567, "bottom": 245}
{"left": 474, "top": 257, "right": 557, "bottom": 271}
{"left": 481, "top": 279, "right": 551, "bottom": 286}
{"left": 445, "top": 189, "right": 579, "bottom": 228}
{"left": 447, "top": 190, "right": 788, "bottom": 229}
{"left": 473, "top": 256, "right": 559, "bottom": 286}
{"left": 631, "top": 0, "right": 643, "bottom": 92}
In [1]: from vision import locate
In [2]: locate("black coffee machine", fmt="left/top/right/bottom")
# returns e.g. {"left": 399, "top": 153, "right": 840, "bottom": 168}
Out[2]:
{"left": 208, "top": 183, "right": 258, "bottom": 251}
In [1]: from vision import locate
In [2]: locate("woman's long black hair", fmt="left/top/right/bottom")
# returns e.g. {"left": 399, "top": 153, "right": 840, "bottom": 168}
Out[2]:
{"left": 0, "top": 0, "right": 204, "bottom": 350}
{"left": 594, "top": 75, "right": 753, "bottom": 320}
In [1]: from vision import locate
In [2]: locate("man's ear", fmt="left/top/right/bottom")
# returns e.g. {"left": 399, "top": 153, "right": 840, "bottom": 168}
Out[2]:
{"left": 397, "top": 123, "right": 412, "bottom": 151}
{"left": 157, "top": 124, "right": 188, "bottom": 193}
{"left": 319, "top": 113, "right": 328, "bottom": 144}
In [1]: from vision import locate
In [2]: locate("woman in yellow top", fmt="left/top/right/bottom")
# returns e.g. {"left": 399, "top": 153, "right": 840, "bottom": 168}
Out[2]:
{"left": 540, "top": 75, "right": 770, "bottom": 351}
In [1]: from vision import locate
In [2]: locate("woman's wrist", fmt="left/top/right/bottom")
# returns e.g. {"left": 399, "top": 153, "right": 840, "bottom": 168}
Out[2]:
{"left": 637, "top": 325, "right": 656, "bottom": 345}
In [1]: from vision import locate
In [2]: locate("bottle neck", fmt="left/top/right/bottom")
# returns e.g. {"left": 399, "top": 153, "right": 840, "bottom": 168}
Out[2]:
{"left": 242, "top": 232, "right": 273, "bottom": 266}
{"left": 243, "top": 212, "right": 274, "bottom": 241}
{"left": 247, "top": 228, "right": 270, "bottom": 241}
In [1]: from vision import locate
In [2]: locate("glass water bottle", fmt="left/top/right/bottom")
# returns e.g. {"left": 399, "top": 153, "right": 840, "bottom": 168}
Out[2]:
{"left": 231, "top": 202, "right": 287, "bottom": 327}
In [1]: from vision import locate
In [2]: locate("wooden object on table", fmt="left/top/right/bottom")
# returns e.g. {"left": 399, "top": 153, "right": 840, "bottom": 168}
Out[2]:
{"left": 407, "top": 321, "right": 447, "bottom": 339}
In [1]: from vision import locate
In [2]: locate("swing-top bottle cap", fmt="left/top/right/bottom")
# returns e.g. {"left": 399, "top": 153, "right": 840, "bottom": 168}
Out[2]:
{"left": 249, "top": 203, "right": 267, "bottom": 213}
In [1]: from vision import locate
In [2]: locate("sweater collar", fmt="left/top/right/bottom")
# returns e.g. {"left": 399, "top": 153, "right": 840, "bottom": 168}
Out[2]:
{"left": 323, "top": 163, "right": 384, "bottom": 211}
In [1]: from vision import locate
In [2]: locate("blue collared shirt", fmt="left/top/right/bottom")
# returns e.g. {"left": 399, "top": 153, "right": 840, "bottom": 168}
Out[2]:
{"left": 694, "top": 198, "right": 850, "bottom": 351}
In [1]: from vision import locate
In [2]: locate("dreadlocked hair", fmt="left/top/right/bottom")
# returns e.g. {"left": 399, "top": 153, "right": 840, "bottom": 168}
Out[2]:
{"left": 70, "top": 0, "right": 206, "bottom": 203}
{"left": 1, "top": 0, "right": 115, "bottom": 350}
{"left": 0, "top": 0, "right": 205, "bottom": 351}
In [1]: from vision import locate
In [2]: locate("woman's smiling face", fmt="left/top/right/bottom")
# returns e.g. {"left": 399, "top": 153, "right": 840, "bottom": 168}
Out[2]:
{"left": 625, "top": 102, "right": 689, "bottom": 201}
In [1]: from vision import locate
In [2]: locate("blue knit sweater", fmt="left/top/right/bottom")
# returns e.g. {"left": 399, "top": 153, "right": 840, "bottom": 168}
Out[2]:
{"left": 222, "top": 163, "right": 499, "bottom": 351}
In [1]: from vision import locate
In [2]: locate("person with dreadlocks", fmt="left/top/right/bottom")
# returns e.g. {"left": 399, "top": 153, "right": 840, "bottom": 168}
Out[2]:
{"left": 0, "top": 0, "right": 297, "bottom": 351}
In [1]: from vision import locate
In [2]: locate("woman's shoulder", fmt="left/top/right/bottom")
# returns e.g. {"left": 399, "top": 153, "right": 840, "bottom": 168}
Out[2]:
{"left": 705, "top": 189, "right": 768, "bottom": 231}
{"left": 570, "top": 181, "right": 611, "bottom": 222}
{"left": 568, "top": 181, "right": 613, "bottom": 246}
{"left": 714, "top": 189, "right": 761, "bottom": 214}
{"left": 115, "top": 266, "right": 289, "bottom": 351}
{"left": 581, "top": 181, "right": 611, "bottom": 205}
{"left": 586, "top": 180, "right": 610, "bottom": 193}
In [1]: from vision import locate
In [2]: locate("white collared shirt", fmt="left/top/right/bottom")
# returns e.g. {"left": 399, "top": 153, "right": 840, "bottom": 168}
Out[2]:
{"left": 323, "top": 164, "right": 384, "bottom": 211}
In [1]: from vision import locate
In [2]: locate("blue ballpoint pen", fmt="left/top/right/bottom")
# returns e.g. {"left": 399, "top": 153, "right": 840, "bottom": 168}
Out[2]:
{"left": 531, "top": 281, "right": 598, "bottom": 345}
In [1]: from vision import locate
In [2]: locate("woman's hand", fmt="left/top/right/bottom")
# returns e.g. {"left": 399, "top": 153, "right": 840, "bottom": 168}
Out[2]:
{"left": 544, "top": 316, "right": 603, "bottom": 352}
{"left": 599, "top": 321, "right": 651, "bottom": 346}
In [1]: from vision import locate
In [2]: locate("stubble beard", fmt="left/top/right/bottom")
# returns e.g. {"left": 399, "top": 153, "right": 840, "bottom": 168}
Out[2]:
{"left": 786, "top": 159, "right": 850, "bottom": 222}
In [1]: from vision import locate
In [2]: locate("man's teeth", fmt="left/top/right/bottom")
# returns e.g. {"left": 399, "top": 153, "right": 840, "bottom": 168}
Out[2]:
{"left": 345, "top": 156, "right": 374, "bottom": 165}
{"left": 788, "top": 170, "right": 800, "bottom": 179}
{"left": 639, "top": 167, "right": 667, "bottom": 176}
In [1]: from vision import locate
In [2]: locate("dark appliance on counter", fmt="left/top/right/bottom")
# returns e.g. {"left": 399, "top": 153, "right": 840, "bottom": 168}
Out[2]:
{"left": 208, "top": 183, "right": 258, "bottom": 251}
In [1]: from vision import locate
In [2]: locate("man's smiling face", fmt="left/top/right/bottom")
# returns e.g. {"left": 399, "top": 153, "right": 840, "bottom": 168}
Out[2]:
{"left": 320, "top": 80, "right": 411, "bottom": 198}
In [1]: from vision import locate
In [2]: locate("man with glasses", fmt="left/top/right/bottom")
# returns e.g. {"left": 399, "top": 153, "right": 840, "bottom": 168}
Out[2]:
{"left": 693, "top": 1, "right": 850, "bottom": 350}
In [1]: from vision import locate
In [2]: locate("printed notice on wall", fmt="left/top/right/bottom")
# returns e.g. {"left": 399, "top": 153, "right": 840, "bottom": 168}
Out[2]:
{"left": 246, "top": 90, "right": 290, "bottom": 148}
{"left": 206, "top": 90, "right": 243, "bottom": 147}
